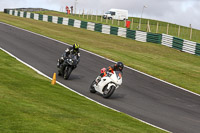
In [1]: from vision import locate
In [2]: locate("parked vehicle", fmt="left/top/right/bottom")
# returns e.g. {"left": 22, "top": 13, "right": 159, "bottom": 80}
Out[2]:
{"left": 103, "top": 9, "right": 128, "bottom": 20}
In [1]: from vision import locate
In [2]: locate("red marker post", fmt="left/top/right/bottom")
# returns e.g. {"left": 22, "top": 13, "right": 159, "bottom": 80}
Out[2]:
{"left": 126, "top": 20, "right": 131, "bottom": 28}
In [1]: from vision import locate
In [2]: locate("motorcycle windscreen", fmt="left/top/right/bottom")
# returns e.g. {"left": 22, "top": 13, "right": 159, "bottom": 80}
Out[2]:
{"left": 69, "top": 54, "right": 78, "bottom": 65}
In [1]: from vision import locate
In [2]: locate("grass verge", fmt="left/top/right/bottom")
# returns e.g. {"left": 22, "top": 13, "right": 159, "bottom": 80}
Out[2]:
{"left": 0, "top": 47, "right": 166, "bottom": 132}
{"left": 33, "top": 11, "right": 200, "bottom": 43}
{"left": 0, "top": 12, "right": 200, "bottom": 95}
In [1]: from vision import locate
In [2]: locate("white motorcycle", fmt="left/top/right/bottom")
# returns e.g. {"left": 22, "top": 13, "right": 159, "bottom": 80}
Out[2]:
{"left": 90, "top": 71, "right": 122, "bottom": 98}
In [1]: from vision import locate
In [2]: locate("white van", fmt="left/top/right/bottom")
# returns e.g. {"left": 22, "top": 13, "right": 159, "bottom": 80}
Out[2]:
{"left": 103, "top": 9, "right": 128, "bottom": 20}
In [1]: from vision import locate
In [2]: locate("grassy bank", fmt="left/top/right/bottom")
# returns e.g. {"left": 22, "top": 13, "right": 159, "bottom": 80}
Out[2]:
{"left": 33, "top": 11, "right": 200, "bottom": 43}
{"left": 0, "top": 47, "right": 166, "bottom": 132}
{"left": 0, "top": 12, "right": 200, "bottom": 95}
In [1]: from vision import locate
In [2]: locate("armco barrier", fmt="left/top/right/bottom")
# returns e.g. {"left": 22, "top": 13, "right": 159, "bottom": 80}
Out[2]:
{"left": 110, "top": 26, "right": 118, "bottom": 35}
{"left": 12, "top": 10, "right": 15, "bottom": 16}
{"left": 4, "top": 9, "right": 8, "bottom": 13}
{"left": 68, "top": 19, "right": 74, "bottom": 26}
{"left": 196, "top": 43, "right": 200, "bottom": 55}
{"left": 161, "top": 34, "right": 173, "bottom": 47}
{"left": 8, "top": 10, "right": 13, "bottom": 15}
{"left": 39, "top": 14, "right": 43, "bottom": 21}
{"left": 30, "top": 13, "right": 34, "bottom": 19}
{"left": 63, "top": 18, "right": 69, "bottom": 25}
{"left": 20, "top": 11, "right": 24, "bottom": 17}
{"left": 135, "top": 31, "right": 147, "bottom": 42}
{"left": 4, "top": 9, "right": 200, "bottom": 56}
{"left": 14, "top": 10, "right": 18, "bottom": 16}
{"left": 52, "top": 16, "right": 58, "bottom": 24}
{"left": 87, "top": 22, "right": 95, "bottom": 31}
{"left": 17, "top": 11, "right": 20, "bottom": 17}
{"left": 58, "top": 17, "right": 63, "bottom": 24}
{"left": 182, "top": 40, "right": 196, "bottom": 54}
{"left": 23, "top": 12, "right": 27, "bottom": 18}
{"left": 126, "top": 29, "right": 136, "bottom": 40}
{"left": 147, "top": 33, "right": 162, "bottom": 44}
{"left": 26, "top": 12, "right": 31, "bottom": 19}
{"left": 74, "top": 20, "right": 81, "bottom": 28}
{"left": 102, "top": 25, "right": 110, "bottom": 34}
{"left": 118, "top": 27, "right": 127, "bottom": 38}
{"left": 94, "top": 23, "right": 102, "bottom": 33}
{"left": 43, "top": 15, "right": 48, "bottom": 22}
{"left": 172, "top": 37, "right": 183, "bottom": 51}
{"left": 80, "top": 21, "right": 87, "bottom": 29}
{"left": 34, "top": 14, "right": 39, "bottom": 20}
{"left": 48, "top": 16, "right": 52, "bottom": 22}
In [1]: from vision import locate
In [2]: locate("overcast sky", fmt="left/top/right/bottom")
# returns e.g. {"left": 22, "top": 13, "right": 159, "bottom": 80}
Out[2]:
{"left": 1, "top": 0, "right": 200, "bottom": 29}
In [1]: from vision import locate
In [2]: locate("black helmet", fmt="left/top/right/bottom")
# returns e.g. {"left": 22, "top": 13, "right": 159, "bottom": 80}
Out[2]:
{"left": 116, "top": 62, "right": 124, "bottom": 71}
{"left": 73, "top": 43, "right": 80, "bottom": 51}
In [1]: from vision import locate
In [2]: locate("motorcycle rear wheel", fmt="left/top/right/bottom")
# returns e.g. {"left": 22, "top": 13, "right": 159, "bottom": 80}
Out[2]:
{"left": 89, "top": 80, "right": 97, "bottom": 93}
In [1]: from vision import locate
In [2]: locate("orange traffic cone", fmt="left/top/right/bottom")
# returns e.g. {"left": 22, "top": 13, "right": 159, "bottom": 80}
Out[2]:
{"left": 51, "top": 73, "right": 56, "bottom": 85}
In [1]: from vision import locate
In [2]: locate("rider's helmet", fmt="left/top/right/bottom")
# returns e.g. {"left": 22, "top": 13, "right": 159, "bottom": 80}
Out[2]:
{"left": 73, "top": 43, "right": 80, "bottom": 52}
{"left": 116, "top": 62, "right": 124, "bottom": 71}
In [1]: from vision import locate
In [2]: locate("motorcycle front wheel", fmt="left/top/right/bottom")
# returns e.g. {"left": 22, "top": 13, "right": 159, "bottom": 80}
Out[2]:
{"left": 103, "top": 85, "right": 115, "bottom": 98}
{"left": 64, "top": 66, "right": 72, "bottom": 80}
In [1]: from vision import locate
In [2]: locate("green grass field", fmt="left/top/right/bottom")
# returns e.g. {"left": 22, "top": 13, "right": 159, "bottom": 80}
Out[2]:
{"left": 0, "top": 12, "right": 200, "bottom": 95}
{"left": 0, "top": 45, "right": 167, "bottom": 132}
{"left": 33, "top": 11, "right": 200, "bottom": 43}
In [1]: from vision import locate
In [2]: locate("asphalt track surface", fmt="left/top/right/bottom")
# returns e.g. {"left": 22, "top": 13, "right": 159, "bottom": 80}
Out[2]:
{"left": 1, "top": 22, "right": 200, "bottom": 133}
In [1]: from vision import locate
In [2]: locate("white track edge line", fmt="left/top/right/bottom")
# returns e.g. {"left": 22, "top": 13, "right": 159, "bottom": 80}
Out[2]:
{"left": 0, "top": 47, "right": 171, "bottom": 133}
{"left": 0, "top": 22, "right": 198, "bottom": 97}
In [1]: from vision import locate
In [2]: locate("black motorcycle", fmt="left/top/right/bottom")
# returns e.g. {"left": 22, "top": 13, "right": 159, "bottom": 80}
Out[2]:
{"left": 57, "top": 53, "right": 79, "bottom": 80}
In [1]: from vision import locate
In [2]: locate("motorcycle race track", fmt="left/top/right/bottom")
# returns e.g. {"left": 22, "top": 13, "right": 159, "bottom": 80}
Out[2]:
{"left": 0, "top": 22, "right": 200, "bottom": 133}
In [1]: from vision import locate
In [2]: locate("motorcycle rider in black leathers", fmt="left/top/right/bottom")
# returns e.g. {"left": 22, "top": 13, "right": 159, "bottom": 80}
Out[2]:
{"left": 95, "top": 62, "right": 124, "bottom": 84}
{"left": 57, "top": 43, "right": 80, "bottom": 74}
